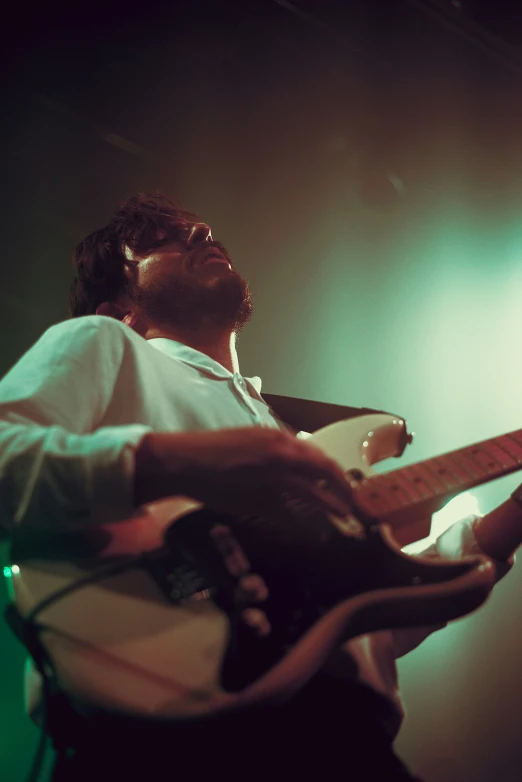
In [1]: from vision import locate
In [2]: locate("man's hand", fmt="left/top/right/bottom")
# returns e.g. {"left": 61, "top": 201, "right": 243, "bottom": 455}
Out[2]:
{"left": 471, "top": 498, "right": 522, "bottom": 562}
{"left": 133, "top": 427, "right": 353, "bottom": 518}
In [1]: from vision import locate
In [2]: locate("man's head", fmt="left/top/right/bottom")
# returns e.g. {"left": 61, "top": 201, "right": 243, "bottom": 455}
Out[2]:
{"left": 69, "top": 192, "right": 253, "bottom": 336}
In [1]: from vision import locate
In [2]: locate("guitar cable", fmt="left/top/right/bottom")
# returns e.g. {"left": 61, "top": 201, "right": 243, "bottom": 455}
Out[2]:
{"left": 6, "top": 552, "right": 149, "bottom": 782}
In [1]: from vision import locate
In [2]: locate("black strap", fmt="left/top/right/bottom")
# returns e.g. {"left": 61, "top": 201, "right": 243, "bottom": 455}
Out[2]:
{"left": 261, "top": 392, "right": 400, "bottom": 434}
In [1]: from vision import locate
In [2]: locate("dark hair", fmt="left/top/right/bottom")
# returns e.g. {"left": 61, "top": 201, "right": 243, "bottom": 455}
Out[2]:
{"left": 68, "top": 192, "right": 201, "bottom": 317}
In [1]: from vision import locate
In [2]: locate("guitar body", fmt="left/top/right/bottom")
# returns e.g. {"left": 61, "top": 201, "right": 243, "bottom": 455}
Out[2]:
{"left": 10, "top": 414, "right": 495, "bottom": 720}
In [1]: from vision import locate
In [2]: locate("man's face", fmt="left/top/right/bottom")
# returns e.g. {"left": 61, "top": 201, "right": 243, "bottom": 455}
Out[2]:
{"left": 122, "top": 223, "right": 253, "bottom": 332}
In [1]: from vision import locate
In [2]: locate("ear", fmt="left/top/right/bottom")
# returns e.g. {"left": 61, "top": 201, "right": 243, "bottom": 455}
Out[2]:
{"left": 122, "top": 312, "right": 149, "bottom": 337}
{"left": 95, "top": 301, "right": 125, "bottom": 318}
{"left": 96, "top": 301, "right": 148, "bottom": 336}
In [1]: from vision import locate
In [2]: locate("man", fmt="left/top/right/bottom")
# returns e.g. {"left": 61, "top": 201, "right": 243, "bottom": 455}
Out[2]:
{"left": 1, "top": 192, "right": 521, "bottom": 781}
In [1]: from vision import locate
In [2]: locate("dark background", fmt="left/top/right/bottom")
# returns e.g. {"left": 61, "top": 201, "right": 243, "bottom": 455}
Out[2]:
{"left": 2, "top": 1, "right": 522, "bottom": 779}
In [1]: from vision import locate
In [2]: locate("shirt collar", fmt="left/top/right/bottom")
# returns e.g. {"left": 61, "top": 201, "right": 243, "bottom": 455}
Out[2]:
{"left": 147, "top": 337, "right": 264, "bottom": 396}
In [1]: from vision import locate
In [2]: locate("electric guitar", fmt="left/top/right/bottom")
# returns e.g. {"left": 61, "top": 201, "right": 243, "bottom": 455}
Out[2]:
{"left": 10, "top": 413, "right": 522, "bottom": 721}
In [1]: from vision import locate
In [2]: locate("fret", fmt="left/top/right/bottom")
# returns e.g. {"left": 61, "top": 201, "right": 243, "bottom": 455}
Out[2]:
{"left": 508, "top": 430, "right": 522, "bottom": 449}
{"left": 385, "top": 471, "right": 425, "bottom": 503}
{"left": 460, "top": 444, "right": 505, "bottom": 476}
{"left": 428, "top": 455, "right": 471, "bottom": 489}
{"left": 445, "top": 450, "right": 482, "bottom": 481}
{"left": 477, "top": 441, "right": 519, "bottom": 469}
{"left": 419, "top": 459, "right": 464, "bottom": 492}
{"left": 378, "top": 466, "right": 428, "bottom": 503}
{"left": 400, "top": 463, "right": 447, "bottom": 495}
{"left": 394, "top": 466, "right": 435, "bottom": 499}
{"left": 368, "top": 475, "right": 416, "bottom": 509}
{"left": 496, "top": 434, "right": 522, "bottom": 463}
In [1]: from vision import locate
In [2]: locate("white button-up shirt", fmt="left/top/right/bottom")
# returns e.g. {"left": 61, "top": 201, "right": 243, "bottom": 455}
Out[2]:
{"left": 0, "top": 315, "right": 505, "bottom": 734}
{"left": 0, "top": 316, "right": 280, "bottom": 533}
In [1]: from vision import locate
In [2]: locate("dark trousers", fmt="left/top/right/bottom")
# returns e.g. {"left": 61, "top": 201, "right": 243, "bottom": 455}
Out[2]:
{"left": 50, "top": 676, "right": 422, "bottom": 782}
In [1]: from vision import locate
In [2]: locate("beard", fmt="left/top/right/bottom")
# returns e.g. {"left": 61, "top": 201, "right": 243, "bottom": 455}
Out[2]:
{"left": 127, "top": 266, "right": 254, "bottom": 334}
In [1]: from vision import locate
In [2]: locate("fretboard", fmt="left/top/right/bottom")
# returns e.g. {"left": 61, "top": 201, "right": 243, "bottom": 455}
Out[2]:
{"left": 355, "top": 428, "right": 522, "bottom": 526}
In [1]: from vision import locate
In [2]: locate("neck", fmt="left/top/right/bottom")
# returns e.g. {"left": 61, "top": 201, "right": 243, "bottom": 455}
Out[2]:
{"left": 144, "top": 324, "right": 239, "bottom": 373}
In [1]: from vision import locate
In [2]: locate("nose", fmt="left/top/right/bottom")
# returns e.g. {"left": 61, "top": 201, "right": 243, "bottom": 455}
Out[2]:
{"left": 187, "top": 223, "right": 212, "bottom": 248}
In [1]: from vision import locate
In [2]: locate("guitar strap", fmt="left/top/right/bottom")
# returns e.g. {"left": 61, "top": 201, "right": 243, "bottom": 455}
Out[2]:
{"left": 261, "top": 392, "right": 400, "bottom": 433}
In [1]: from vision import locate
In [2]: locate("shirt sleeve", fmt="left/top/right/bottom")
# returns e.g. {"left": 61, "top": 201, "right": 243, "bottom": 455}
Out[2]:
{"left": 0, "top": 316, "right": 152, "bottom": 533}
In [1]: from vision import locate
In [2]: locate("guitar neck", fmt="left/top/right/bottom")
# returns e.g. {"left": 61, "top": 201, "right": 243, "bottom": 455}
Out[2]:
{"left": 356, "top": 428, "right": 522, "bottom": 530}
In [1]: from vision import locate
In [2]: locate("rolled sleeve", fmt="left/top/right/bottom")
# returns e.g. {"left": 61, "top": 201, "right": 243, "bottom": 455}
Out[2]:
{"left": 0, "top": 421, "right": 151, "bottom": 531}
{"left": 391, "top": 514, "right": 512, "bottom": 658}
{"left": 421, "top": 514, "right": 514, "bottom": 583}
